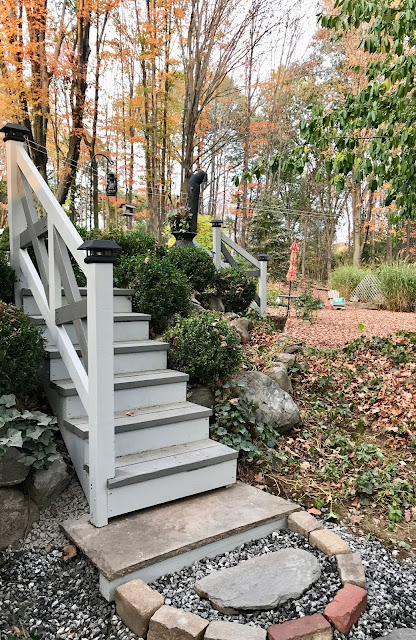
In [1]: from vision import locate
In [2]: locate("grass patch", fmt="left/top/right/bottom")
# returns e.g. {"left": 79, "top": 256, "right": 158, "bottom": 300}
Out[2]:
{"left": 378, "top": 262, "right": 416, "bottom": 312}
{"left": 330, "top": 265, "right": 369, "bottom": 299}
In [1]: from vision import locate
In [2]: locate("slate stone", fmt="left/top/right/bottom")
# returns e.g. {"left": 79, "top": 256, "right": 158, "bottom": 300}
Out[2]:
{"left": 194, "top": 549, "right": 321, "bottom": 614}
{"left": 268, "top": 364, "right": 292, "bottom": 394}
{"left": 0, "top": 448, "right": 30, "bottom": 486}
{"left": 272, "top": 353, "right": 296, "bottom": 368}
{"left": 0, "top": 487, "right": 39, "bottom": 549}
{"left": 26, "top": 453, "right": 70, "bottom": 509}
{"left": 229, "top": 371, "right": 300, "bottom": 434}
{"left": 375, "top": 632, "right": 416, "bottom": 640}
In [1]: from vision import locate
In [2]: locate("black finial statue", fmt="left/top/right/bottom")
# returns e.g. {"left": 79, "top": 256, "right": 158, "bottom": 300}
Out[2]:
{"left": 188, "top": 170, "right": 207, "bottom": 233}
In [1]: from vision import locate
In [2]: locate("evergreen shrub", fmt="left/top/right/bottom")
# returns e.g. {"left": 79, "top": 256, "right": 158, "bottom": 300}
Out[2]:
{"left": 215, "top": 266, "right": 256, "bottom": 314}
{"left": 166, "top": 244, "right": 217, "bottom": 292}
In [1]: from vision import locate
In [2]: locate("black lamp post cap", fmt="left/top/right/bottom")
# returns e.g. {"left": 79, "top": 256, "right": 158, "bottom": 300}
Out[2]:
{"left": 210, "top": 219, "right": 223, "bottom": 227}
{"left": 0, "top": 123, "right": 30, "bottom": 143}
{"left": 78, "top": 239, "right": 121, "bottom": 264}
{"left": 258, "top": 254, "right": 269, "bottom": 261}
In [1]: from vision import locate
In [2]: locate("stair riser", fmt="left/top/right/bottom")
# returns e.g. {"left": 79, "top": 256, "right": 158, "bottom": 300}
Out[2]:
{"left": 61, "top": 381, "right": 188, "bottom": 419}
{"left": 116, "top": 417, "right": 210, "bottom": 456}
{"left": 107, "top": 460, "right": 237, "bottom": 518}
{"left": 23, "top": 294, "right": 132, "bottom": 315}
{"left": 41, "top": 320, "right": 150, "bottom": 345}
{"left": 49, "top": 350, "right": 168, "bottom": 381}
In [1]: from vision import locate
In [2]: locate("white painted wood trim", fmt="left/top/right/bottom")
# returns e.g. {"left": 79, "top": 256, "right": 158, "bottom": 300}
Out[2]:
{"left": 212, "top": 225, "right": 222, "bottom": 269}
{"left": 220, "top": 233, "right": 261, "bottom": 268}
{"left": 259, "top": 259, "right": 268, "bottom": 318}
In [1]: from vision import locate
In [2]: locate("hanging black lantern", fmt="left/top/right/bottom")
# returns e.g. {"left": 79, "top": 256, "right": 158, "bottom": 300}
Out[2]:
{"left": 106, "top": 172, "right": 117, "bottom": 197}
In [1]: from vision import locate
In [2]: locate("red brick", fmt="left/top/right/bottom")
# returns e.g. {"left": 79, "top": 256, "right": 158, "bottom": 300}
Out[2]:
{"left": 324, "top": 583, "right": 367, "bottom": 634}
{"left": 268, "top": 614, "right": 332, "bottom": 640}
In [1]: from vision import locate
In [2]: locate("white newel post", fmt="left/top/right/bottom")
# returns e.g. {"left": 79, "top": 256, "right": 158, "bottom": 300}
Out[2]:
{"left": 79, "top": 240, "right": 119, "bottom": 527}
{"left": 1, "top": 123, "right": 30, "bottom": 307}
{"left": 211, "top": 219, "right": 223, "bottom": 269}
{"left": 258, "top": 254, "right": 268, "bottom": 318}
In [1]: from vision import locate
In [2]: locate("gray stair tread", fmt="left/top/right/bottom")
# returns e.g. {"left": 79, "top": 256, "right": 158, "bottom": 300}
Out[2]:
{"left": 30, "top": 311, "right": 151, "bottom": 325}
{"left": 62, "top": 483, "right": 299, "bottom": 582}
{"left": 23, "top": 287, "right": 133, "bottom": 297}
{"left": 106, "top": 440, "right": 238, "bottom": 488}
{"left": 46, "top": 340, "right": 169, "bottom": 358}
{"left": 50, "top": 369, "right": 189, "bottom": 396}
{"left": 64, "top": 401, "right": 212, "bottom": 438}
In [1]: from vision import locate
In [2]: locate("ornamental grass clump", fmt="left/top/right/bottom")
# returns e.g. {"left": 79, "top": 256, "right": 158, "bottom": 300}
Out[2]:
{"left": 331, "top": 265, "right": 369, "bottom": 299}
{"left": 164, "top": 312, "right": 242, "bottom": 384}
{"left": 0, "top": 303, "right": 45, "bottom": 397}
{"left": 378, "top": 262, "right": 416, "bottom": 312}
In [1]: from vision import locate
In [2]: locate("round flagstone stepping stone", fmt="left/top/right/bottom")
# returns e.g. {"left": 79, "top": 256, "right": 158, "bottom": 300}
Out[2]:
{"left": 376, "top": 632, "right": 416, "bottom": 640}
{"left": 194, "top": 549, "right": 321, "bottom": 614}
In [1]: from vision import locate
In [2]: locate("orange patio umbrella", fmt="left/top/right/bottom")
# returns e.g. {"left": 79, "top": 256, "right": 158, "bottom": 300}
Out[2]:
{"left": 286, "top": 241, "right": 298, "bottom": 315}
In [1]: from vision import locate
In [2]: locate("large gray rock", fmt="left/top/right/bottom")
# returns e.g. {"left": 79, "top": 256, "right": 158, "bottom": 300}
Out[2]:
{"left": 272, "top": 352, "right": 296, "bottom": 368}
{"left": 187, "top": 385, "right": 215, "bottom": 410}
{"left": 230, "top": 319, "right": 250, "bottom": 345}
{"left": 191, "top": 298, "right": 205, "bottom": 315}
{"left": 194, "top": 548, "right": 321, "bottom": 613}
{"left": 376, "top": 632, "right": 416, "bottom": 640}
{"left": 206, "top": 295, "right": 225, "bottom": 313}
{"left": 0, "top": 448, "right": 30, "bottom": 486}
{"left": 230, "top": 371, "right": 300, "bottom": 433}
{"left": 268, "top": 364, "right": 292, "bottom": 394}
{"left": 0, "top": 487, "right": 39, "bottom": 549}
{"left": 26, "top": 454, "right": 70, "bottom": 509}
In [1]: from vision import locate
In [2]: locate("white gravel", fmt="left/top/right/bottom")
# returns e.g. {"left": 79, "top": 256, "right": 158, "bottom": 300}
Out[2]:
{"left": 1, "top": 475, "right": 416, "bottom": 640}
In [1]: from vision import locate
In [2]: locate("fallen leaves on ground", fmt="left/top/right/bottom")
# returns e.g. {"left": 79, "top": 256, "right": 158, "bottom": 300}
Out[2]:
{"left": 62, "top": 544, "right": 77, "bottom": 562}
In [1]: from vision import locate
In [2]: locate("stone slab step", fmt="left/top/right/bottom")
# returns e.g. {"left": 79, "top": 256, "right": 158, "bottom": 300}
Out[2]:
{"left": 62, "top": 482, "right": 299, "bottom": 601}
{"left": 105, "top": 439, "right": 237, "bottom": 488}
{"left": 64, "top": 401, "right": 212, "bottom": 439}
{"left": 63, "top": 402, "right": 211, "bottom": 457}
{"left": 46, "top": 340, "right": 169, "bottom": 379}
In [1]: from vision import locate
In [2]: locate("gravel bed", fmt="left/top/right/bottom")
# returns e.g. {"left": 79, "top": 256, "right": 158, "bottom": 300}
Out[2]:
{"left": 1, "top": 476, "right": 416, "bottom": 639}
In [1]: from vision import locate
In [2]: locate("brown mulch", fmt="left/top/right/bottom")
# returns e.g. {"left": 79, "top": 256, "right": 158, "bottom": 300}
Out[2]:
{"left": 269, "top": 305, "right": 416, "bottom": 348}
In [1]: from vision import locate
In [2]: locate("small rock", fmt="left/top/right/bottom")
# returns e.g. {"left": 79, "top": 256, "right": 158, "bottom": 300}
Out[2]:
{"left": 230, "top": 319, "right": 250, "bottom": 345}
{"left": 0, "top": 448, "right": 30, "bottom": 486}
{"left": 268, "top": 613, "right": 333, "bottom": 640}
{"left": 194, "top": 549, "right": 321, "bottom": 613}
{"left": 285, "top": 344, "right": 302, "bottom": 354}
{"left": 375, "top": 631, "right": 416, "bottom": 640}
{"left": 115, "top": 579, "right": 164, "bottom": 638}
{"left": 237, "top": 317, "right": 252, "bottom": 331}
{"left": 229, "top": 371, "right": 300, "bottom": 434}
{"left": 187, "top": 385, "right": 215, "bottom": 410}
{"left": 323, "top": 584, "right": 367, "bottom": 635}
{"left": 148, "top": 604, "right": 208, "bottom": 640}
{"left": 225, "top": 312, "right": 239, "bottom": 320}
{"left": 268, "top": 364, "right": 292, "bottom": 394}
{"left": 0, "top": 487, "right": 39, "bottom": 549}
{"left": 26, "top": 454, "right": 70, "bottom": 509}
{"left": 271, "top": 353, "right": 296, "bottom": 368}
{"left": 205, "top": 620, "right": 266, "bottom": 640}
{"left": 191, "top": 299, "right": 205, "bottom": 315}
{"left": 336, "top": 552, "right": 366, "bottom": 589}
{"left": 309, "top": 529, "right": 350, "bottom": 556}
{"left": 288, "top": 511, "right": 324, "bottom": 538}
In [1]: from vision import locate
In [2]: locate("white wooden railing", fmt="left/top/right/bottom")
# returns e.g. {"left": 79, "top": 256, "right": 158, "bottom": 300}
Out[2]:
{"left": 2, "top": 123, "right": 115, "bottom": 527}
{"left": 210, "top": 220, "right": 268, "bottom": 317}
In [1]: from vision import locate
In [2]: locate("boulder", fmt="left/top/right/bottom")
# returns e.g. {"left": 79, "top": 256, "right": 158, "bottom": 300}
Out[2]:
{"left": 230, "top": 371, "right": 300, "bottom": 433}
{"left": 224, "top": 312, "right": 238, "bottom": 320}
{"left": 0, "top": 487, "right": 39, "bottom": 549}
{"left": 194, "top": 549, "right": 321, "bottom": 613}
{"left": 268, "top": 364, "right": 292, "bottom": 394}
{"left": 230, "top": 319, "right": 250, "bottom": 345}
{"left": 206, "top": 295, "right": 225, "bottom": 313}
{"left": 272, "top": 352, "right": 296, "bottom": 368}
{"left": 0, "top": 448, "right": 30, "bottom": 486}
{"left": 187, "top": 386, "right": 215, "bottom": 410}
{"left": 285, "top": 344, "right": 303, "bottom": 355}
{"left": 191, "top": 298, "right": 205, "bottom": 315}
{"left": 26, "top": 454, "right": 70, "bottom": 509}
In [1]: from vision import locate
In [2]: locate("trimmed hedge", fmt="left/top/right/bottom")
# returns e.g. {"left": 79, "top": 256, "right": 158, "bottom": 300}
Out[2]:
{"left": 215, "top": 266, "right": 256, "bottom": 314}
{"left": 166, "top": 244, "right": 217, "bottom": 293}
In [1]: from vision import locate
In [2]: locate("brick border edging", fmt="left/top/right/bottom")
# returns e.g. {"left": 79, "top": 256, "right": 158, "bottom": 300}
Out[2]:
{"left": 114, "top": 509, "right": 368, "bottom": 639}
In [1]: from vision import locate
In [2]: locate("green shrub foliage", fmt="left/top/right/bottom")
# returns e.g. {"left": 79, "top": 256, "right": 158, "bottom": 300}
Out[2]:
{"left": 0, "top": 253, "right": 15, "bottom": 303}
{"left": 0, "top": 394, "right": 58, "bottom": 469}
{"left": 215, "top": 267, "right": 256, "bottom": 314}
{"left": 0, "top": 303, "right": 45, "bottom": 396}
{"left": 164, "top": 312, "right": 242, "bottom": 384}
{"left": 129, "top": 255, "right": 191, "bottom": 332}
{"left": 77, "top": 223, "right": 158, "bottom": 258}
{"left": 166, "top": 244, "right": 217, "bottom": 293}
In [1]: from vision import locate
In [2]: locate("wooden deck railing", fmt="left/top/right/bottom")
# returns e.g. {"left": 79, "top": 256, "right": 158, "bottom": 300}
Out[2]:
{"left": 2, "top": 123, "right": 116, "bottom": 527}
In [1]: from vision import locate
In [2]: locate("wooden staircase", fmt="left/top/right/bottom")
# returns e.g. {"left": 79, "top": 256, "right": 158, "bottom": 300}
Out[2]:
{"left": 23, "top": 287, "right": 238, "bottom": 520}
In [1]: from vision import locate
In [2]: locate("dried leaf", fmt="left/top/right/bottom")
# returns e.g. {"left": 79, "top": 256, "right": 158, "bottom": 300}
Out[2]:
{"left": 63, "top": 544, "right": 77, "bottom": 562}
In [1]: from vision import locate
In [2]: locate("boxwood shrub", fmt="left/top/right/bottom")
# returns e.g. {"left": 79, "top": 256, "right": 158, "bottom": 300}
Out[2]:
{"left": 215, "top": 266, "right": 256, "bottom": 314}
{"left": 129, "top": 255, "right": 191, "bottom": 332}
{"left": 166, "top": 244, "right": 217, "bottom": 293}
{"left": 0, "top": 303, "right": 45, "bottom": 396}
{"left": 164, "top": 312, "right": 242, "bottom": 384}
{"left": 0, "top": 253, "right": 15, "bottom": 303}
